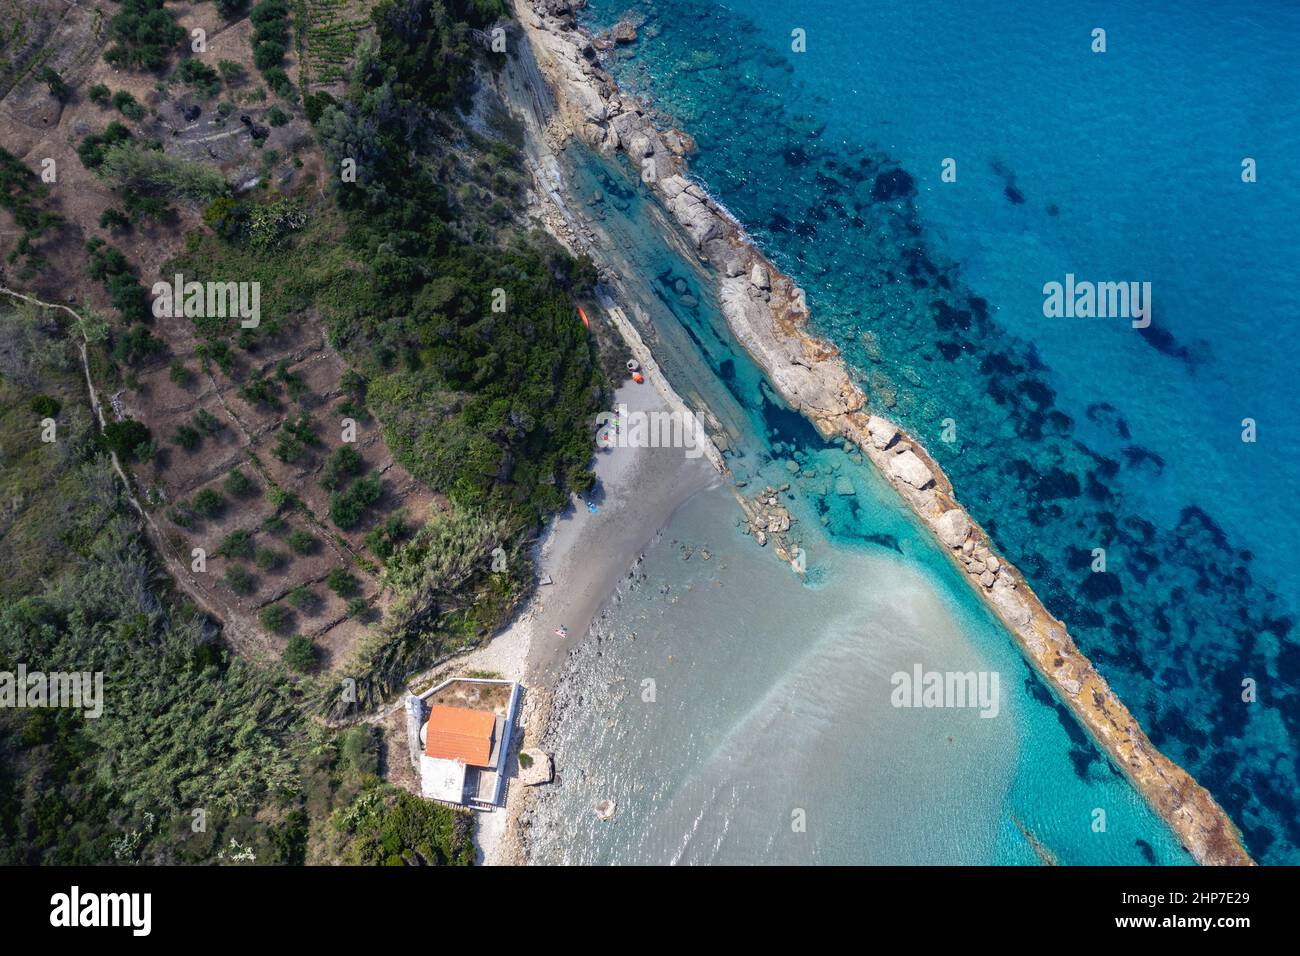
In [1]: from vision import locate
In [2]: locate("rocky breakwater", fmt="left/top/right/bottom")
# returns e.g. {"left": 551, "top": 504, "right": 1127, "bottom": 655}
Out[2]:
{"left": 512, "top": 0, "right": 1252, "bottom": 865}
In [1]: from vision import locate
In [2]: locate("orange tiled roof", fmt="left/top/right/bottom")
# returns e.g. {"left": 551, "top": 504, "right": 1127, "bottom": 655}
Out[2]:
{"left": 424, "top": 705, "right": 496, "bottom": 766}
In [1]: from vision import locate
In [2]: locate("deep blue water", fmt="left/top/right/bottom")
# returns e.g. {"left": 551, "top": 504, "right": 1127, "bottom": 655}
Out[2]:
{"left": 578, "top": 0, "right": 1300, "bottom": 862}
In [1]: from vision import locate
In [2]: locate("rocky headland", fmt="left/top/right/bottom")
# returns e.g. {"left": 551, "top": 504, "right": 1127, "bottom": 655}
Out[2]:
{"left": 510, "top": 0, "right": 1253, "bottom": 866}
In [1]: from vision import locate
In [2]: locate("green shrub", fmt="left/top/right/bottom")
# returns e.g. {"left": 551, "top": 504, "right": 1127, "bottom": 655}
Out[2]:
{"left": 259, "top": 603, "right": 291, "bottom": 633}
{"left": 177, "top": 58, "right": 221, "bottom": 98}
{"left": 97, "top": 143, "right": 229, "bottom": 206}
{"left": 335, "top": 786, "right": 474, "bottom": 866}
{"left": 100, "top": 419, "right": 151, "bottom": 460}
{"left": 99, "top": 207, "right": 132, "bottom": 233}
{"left": 287, "top": 529, "right": 317, "bottom": 555}
{"left": 267, "top": 106, "right": 289, "bottom": 127}
{"left": 168, "top": 359, "right": 193, "bottom": 386}
{"left": 254, "top": 547, "right": 283, "bottom": 571}
{"left": 122, "top": 190, "right": 172, "bottom": 224}
{"left": 191, "top": 487, "right": 226, "bottom": 519}
{"left": 112, "top": 90, "right": 146, "bottom": 120}
{"left": 340, "top": 726, "right": 378, "bottom": 776}
{"left": 88, "top": 84, "right": 111, "bottom": 105}
{"left": 238, "top": 372, "right": 279, "bottom": 407}
{"left": 272, "top": 416, "right": 318, "bottom": 463}
{"left": 364, "top": 513, "right": 409, "bottom": 562}
{"left": 171, "top": 423, "right": 201, "bottom": 451}
{"left": 223, "top": 468, "right": 258, "bottom": 497}
{"left": 283, "top": 634, "right": 316, "bottom": 671}
{"left": 218, "top": 529, "right": 255, "bottom": 559}
{"left": 84, "top": 238, "right": 148, "bottom": 319}
{"left": 40, "top": 68, "right": 70, "bottom": 103}
{"left": 303, "top": 91, "right": 337, "bottom": 125}
{"left": 320, "top": 445, "right": 363, "bottom": 491}
{"left": 329, "top": 474, "right": 381, "bottom": 530}
{"left": 111, "top": 326, "right": 164, "bottom": 365}
{"left": 29, "top": 395, "right": 60, "bottom": 417}
{"left": 77, "top": 122, "right": 132, "bottom": 169}
{"left": 250, "top": 0, "right": 293, "bottom": 98}
{"left": 224, "top": 562, "right": 255, "bottom": 594}
{"left": 193, "top": 408, "right": 222, "bottom": 434}
{"left": 217, "top": 59, "right": 246, "bottom": 85}
{"left": 286, "top": 586, "right": 317, "bottom": 611}
{"left": 325, "top": 568, "right": 359, "bottom": 599}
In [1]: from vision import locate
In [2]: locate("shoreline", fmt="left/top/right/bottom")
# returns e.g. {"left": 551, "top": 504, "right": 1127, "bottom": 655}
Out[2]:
{"left": 509, "top": 0, "right": 1252, "bottom": 866}
{"left": 469, "top": 39, "right": 729, "bottom": 857}
{"left": 472, "top": 382, "right": 719, "bottom": 864}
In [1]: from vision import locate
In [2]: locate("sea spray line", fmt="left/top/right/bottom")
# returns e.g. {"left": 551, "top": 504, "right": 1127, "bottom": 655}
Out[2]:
{"left": 511, "top": 0, "right": 1252, "bottom": 866}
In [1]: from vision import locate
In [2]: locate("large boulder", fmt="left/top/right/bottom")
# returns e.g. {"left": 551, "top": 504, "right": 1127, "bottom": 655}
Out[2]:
{"left": 628, "top": 131, "right": 655, "bottom": 157}
{"left": 889, "top": 450, "right": 934, "bottom": 489}
{"left": 669, "top": 187, "right": 723, "bottom": 248}
{"left": 518, "top": 749, "right": 554, "bottom": 786}
{"left": 989, "top": 578, "right": 1032, "bottom": 628}
{"left": 933, "top": 509, "right": 971, "bottom": 548}
{"left": 866, "top": 415, "right": 899, "bottom": 449}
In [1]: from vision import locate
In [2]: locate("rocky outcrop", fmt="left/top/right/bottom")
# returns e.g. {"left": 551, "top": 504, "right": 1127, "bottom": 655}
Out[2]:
{"left": 611, "top": 19, "right": 638, "bottom": 44}
{"left": 518, "top": 748, "right": 554, "bottom": 786}
{"left": 511, "top": 0, "right": 1253, "bottom": 867}
{"left": 888, "top": 450, "right": 934, "bottom": 490}
{"left": 934, "top": 509, "right": 970, "bottom": 549}
{"left": 866, "top": 415, "right": 898, "bottom": 449}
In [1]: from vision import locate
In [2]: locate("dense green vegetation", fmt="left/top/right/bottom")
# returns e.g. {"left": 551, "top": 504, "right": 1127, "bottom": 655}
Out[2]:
{"left": 156, "top": 0, "right": 609, "bottom": 715}
{"left": 84, "top": 239, "right": 142, "bottom": 307}
{"left": 177, "top": 58, "right": 222, "bottom": 99}
{"left": 0, "top": 148, "right": 64, "bottom": 278}
{"left": 334, "top": 785, "right": 474, "bottom": 865}
{"left": 250, "top": 0, "right": 297, "bottom": 99}
{"left": 76, "top": 122, "right": 132, "bottom": 170}
{"left": 4, "top": 0, "right": 619, "bottom": 866}
{"left": 104, "top": 0, "right": 186, "bottom": 72}
{"left": 0, "top": 303, "right": 478, "bottom": 864}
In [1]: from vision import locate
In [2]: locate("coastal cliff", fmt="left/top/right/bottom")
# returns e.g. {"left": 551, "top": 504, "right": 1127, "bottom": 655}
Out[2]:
{"left": 511, "top": 0, "right": 1253, "bottom": 866}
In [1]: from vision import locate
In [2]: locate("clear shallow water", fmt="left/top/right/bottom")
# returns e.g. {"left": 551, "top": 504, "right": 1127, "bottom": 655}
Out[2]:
{"left": 526, "top": 144, "right": 1190, "bottom": 865}
{"left": 571, "top": 0, "right": 1300, "bottom": 865}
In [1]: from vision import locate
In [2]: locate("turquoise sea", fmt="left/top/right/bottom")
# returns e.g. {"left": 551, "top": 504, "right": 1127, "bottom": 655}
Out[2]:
{"left": 526, "top": 0, "right": 1299, "bottom": 863}
{"left": 526, "top": 143, "right": 1189, "bottom": 865}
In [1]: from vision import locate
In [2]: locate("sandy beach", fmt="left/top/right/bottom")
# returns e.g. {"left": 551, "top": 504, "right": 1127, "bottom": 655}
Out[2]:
{"left": 464, "top": 377, "right": 719, "bottom": 863}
